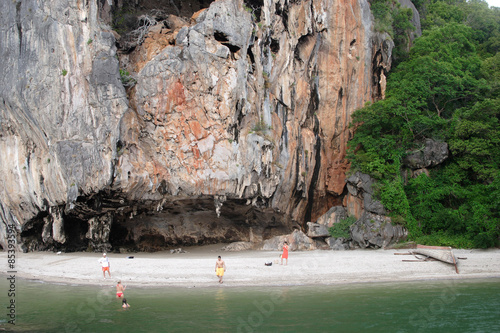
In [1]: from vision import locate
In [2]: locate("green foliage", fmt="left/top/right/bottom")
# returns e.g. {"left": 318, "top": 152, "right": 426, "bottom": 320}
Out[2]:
{"left": 251, "top": 117, "right": 271, "bottom": 133}
{"left": 421, "top": 1, "right": 466, "bottom": 30}
{"left": 371, "top": 0, "right": 393, "bottom": 34}
{"left": 329, "top": 216, "right": 357, "bottom": 239}
{"left": 449, "top": 99, "right": 500, "bottom": 181}
{"left": 369, "top": 0, "right": 416, "bottom": 62}
{"left": 119, "top": 69, "right": 136, "bottom": 87}
{"left": 112, "top": 7, "right": 138, "bottom": 35}
{"left": 414, "top": 232, "right": 474, "bottom": 249}
{"left": 347, "top": 2, "right": 500, "bottom": 248}
{"left": 61, "top": 69, "right": 67, "bottom": 76}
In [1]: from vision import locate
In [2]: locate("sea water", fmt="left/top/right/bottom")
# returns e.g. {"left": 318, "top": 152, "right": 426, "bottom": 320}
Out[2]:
{"left": 1, "top": 277, "right": 499, "bottom": 333}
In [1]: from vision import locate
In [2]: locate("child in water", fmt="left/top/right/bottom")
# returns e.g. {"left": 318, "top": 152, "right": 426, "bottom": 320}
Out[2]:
{"left": 122, "top": 298, "right": 130, "bottom": 308}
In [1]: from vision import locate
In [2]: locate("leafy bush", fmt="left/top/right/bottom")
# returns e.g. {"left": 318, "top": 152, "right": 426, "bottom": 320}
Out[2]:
{"left": 119, "top": 69, "right": 136, "bottom": 87}
{"left": 414, "top": 232, "right": 473, "bottom": 249}
{"left": 329, "top": 216, "right": 357, "bottom": 239}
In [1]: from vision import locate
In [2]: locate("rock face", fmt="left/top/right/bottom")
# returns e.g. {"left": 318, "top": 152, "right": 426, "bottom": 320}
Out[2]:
{"left": 306, "top": 222, "right": 329, "bottom": 238}
{"left": 345, "top": 171, "right": 386, "bottom": 218}
{"left": 260, "top": 229, "right": 316, "bottom": 251}
{"left": 0, "top": 0, "right": 394, "bottom": 251}
{"left": 315, "top": 205, "right": 347, "bottom": 228}
{"left": 403, "top": 138, "right": 449, "bottom": 170}
{"left": 350, "top": 212, "right": 408, "bottom": 249}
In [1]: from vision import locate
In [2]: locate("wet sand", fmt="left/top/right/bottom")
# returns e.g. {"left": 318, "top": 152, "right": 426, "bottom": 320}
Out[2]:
{"left": 1, "top": 245, "right": 499, "bottom": 288}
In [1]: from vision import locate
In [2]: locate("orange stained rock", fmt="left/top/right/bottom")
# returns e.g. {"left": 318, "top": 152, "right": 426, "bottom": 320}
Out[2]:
{"left": 188, "top": 120, "right": 208, "bottom": 140}
{"left": 191, "top": 145, "right": 201, "bottom": 159}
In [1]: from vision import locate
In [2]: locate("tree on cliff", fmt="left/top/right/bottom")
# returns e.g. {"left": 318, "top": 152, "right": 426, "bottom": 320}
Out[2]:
{"left": 347, "top": 1, "right": 500, "bottom": 248}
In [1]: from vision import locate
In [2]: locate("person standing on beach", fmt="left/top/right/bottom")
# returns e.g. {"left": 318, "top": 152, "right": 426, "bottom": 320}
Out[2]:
{"left": 98, "top": 253, "right": 111, "bottom": 279}
{"left": 116, "top": 281, "right": 126, "bottom": 298}
{"left": 215, "top": 256, "right": 226, "bottom": 284}
{"left": 281, "top": 241, "right": 289, "bottom": 265}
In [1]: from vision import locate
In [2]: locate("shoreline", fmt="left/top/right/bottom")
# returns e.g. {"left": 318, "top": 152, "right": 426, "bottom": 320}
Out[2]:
{"left": 11, "top": 272, "right": 500, "bottom": 290}
{"left": 2, "top": 245, "right": 500, "bottom": 289}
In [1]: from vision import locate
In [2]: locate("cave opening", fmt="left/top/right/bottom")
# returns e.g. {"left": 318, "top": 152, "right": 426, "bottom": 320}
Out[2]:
{"left": 105, "top": 197, "right": 291, "bottom": 252}
{"left": 243, "top": 0, "right": 263, "bottom": 21}
{"left": 111, "top": 0, "right": 216, "bottom": 37}
{"left": 270, "top": 38, "right": 280, "bottom": 54}
{"left": 214, "top": 31, "right": 241, "bottom": 54}
{"left": 372, "top": 50, "right": 383, "bottom": 101}
{"left": 63, "top": 215, "right": 89, "bottom": 252}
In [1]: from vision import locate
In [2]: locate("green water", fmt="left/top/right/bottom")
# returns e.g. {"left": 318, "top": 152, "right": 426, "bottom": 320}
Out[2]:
{"left": 1, "top": 278, "right": 499, "bottom": 333}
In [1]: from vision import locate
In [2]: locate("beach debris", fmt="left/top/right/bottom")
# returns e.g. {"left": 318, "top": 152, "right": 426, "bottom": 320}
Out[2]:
{"left": 170, "top": 248, "right": 186, "bottom": 254}
{"left": 56, "top": 251, "right": 62, "bottom": 255}
{"left": 265, "top": 262, "right": 272, "bottom": 266}
{"left": 126, "top": 256, "right": 134, "bottom": 259}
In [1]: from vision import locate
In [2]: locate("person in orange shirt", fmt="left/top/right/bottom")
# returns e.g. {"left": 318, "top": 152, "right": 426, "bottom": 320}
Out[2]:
{"left": 281, "top": 241, "right": 289, "bottom": 265}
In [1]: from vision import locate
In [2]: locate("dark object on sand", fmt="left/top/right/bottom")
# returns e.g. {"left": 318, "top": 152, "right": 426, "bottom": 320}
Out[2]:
{"left": 127, "top": 256, "right": 134, "bottom": 259}
{"left": 265, "top": 262, "right": 272, "bottom": 266}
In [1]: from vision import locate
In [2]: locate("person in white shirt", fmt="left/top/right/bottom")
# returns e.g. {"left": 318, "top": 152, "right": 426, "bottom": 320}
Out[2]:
{"left": 98, "top": 253, "right": 111, "bottom": 279}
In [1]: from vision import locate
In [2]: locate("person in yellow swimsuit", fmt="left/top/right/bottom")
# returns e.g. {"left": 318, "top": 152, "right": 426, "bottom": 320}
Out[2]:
{"left": 215, "top": 256, "right": 226, "bottom": 284}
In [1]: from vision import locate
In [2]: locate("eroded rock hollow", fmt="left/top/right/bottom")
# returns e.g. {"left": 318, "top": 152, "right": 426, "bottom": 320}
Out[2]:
{"left": 0, "top": 0, "right": 395, "bottom": 252}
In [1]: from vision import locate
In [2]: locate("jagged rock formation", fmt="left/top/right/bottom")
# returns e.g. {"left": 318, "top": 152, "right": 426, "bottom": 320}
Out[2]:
{"left": 350, "top": 211, "right": 408, "bottom": 249}
{"left": 403, "top": 139, "right": 449, "bottom": 169}
{"left": 0, "top": 0, "right": 396, "bottom": 252}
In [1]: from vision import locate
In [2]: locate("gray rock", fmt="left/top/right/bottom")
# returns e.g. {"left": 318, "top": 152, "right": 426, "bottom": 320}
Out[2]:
{"left": 326, "top": 237, "right": 350, "bottom": 251}
{"left": 346, "top": 172, "right": 386, "bottom": 215}
{"left": 260, "top": 230, "right": 316, "bottom": 251}
{"left": 86, "top": 212, "right": 113, "bottom": 252}
{"left": 307, "top": 222, "right": 330, "bottom": 238}
{"left": 397, "top": 0, "right": 422, "bottom": 40}
{"left": 315, "top": 206, "right": 347, "bottom": 228}
{"left": 221, "top": 241, "right": 254, "bottom": 251}
{"left": 403, "top": 139, "right": 449, "bottom": 169}
{"left": 350, "top": 212, "right": 407, "bottom": 249}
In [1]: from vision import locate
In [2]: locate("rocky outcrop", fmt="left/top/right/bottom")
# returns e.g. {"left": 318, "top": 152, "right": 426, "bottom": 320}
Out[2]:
{"left": 306, "top": 222, "right": 329, "bottom": 238}
{"left": 315, "top": 206, "right": 347, "bottom": 228}
{"left": 350, "top": 211, "right": 407, "bottom": 249}
{"left": 326, "top": 237, "right": 349, "bottom": 251}
{"left": 0, "top": 0, "right": 394, "bottom": 252}
{"left": 398, "top": 0, "right": 422, "bottom": 41}
{"left": 344, "top": 171, "right": 386, "bottom": 219}
{"left": 221, "top": 241, "right": 254, "bottom": 252}
{"left": 260, "top": 229, "right": 317, "bottom": 251}
{"left": 403, "top": 138, "right": 449, "bottom": 170}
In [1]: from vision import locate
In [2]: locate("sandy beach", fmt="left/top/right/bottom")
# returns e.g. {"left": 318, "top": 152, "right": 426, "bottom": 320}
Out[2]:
{"left": 2, "top": 245, "right": 500, "bottom": 288}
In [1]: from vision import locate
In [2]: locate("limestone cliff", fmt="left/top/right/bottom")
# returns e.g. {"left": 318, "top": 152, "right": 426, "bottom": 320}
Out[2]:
{"left": 0, "top": 0, "right": 394, "bottom": 252}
